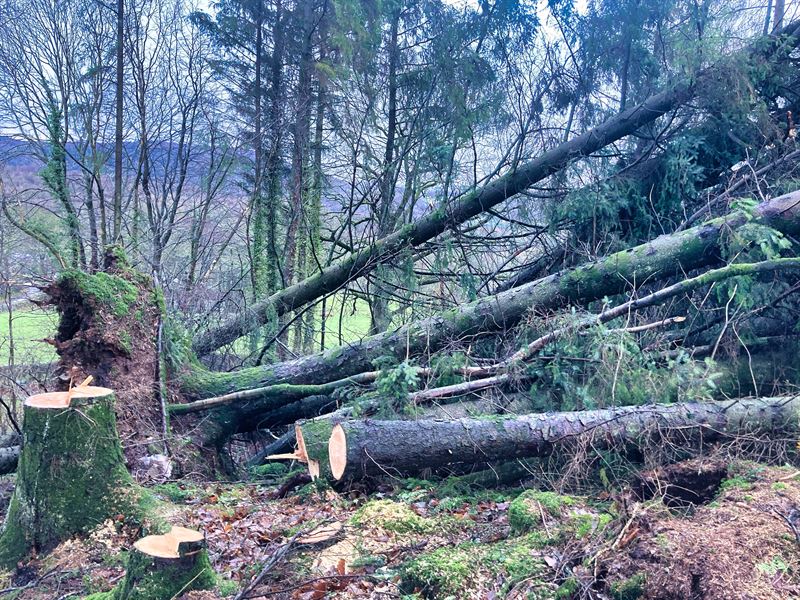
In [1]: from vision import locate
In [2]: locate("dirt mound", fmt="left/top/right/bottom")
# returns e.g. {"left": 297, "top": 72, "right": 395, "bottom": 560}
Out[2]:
{"left": 45, "top": 248, "right": 164, "bottom": 466}
{"left": 607, "top": 462, "right": 800, "bottom": 600}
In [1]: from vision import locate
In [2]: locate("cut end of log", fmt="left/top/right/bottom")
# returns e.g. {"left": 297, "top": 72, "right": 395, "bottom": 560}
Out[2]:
{"left": 329, "top": 424, "right": 347, "bottom": 481}
{"left": 133, "top": 525, "right": 204, "bottom": 559}
{"left": 25, "top": 385, "right": 113, "bottom": 408}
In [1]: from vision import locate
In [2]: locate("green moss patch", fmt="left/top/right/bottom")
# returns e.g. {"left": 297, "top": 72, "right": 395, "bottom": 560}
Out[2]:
{"left": 509, "top": 490, "right": 576, "bottom": 533}
{"left": 610, "top": 572, "right": 646, "bottom": 600}
{"left": 62, "top": 269, "right": 139, "bottom": 317}
{"left": 401, "top": 533, "right": 557, "bottom": 598}
{"left": 352, "top": 500, "right": 436, "bottom": 534}
{"left": 567, "top": 510, "right": 613, "bottom": 538}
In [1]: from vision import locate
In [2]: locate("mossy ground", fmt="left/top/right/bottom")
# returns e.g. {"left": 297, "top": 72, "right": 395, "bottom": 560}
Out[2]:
{"left": 351, "top": 499, "right": 438, "bottom": 534}
{"left": 2, "top": 459, "right": 799, "bottom": 599}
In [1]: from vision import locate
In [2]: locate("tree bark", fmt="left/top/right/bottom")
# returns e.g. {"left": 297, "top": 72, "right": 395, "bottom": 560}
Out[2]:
{"left": 88, "top": 527, "right": 215, "bottom": 600}
{"left": 113, "top": 0, "right": 124, "bottom": 242}
{"left": 326, "top": 395, "right": 800, "bottom": 481}
{"left": 191, "top": 19, "right": 800, "bottom": 356}
{"left": 0, "top": 387, "right": 142, "bottom": 567}
{"left": 181, "top": 190, "right": 800, "bottom": 400}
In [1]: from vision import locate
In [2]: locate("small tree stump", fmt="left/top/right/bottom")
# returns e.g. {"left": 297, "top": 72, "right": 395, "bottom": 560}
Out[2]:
{"left": 0, "top": 386, "right": 140, "bottom": 567}
{"left": 118, "top": 526, "right": 214, "bottom": 599}
{"left": 85, "top": 526, "right": 215, "bottom": 600}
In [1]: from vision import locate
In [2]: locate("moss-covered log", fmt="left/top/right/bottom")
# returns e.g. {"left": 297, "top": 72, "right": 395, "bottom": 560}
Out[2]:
{"left": 326, "top": 395, "right": 800, "bottom": 481}
{"left": 191, "top": 20, "right": 800, "bottom": 356}
{"left": 0, "top": 445, "right": 19, "bottom": 475}
{"left": 0, "top": 386, "right": 142, "bottom": 567}
{"left": 181, "top": 191, "right": 800, "bottom": 404}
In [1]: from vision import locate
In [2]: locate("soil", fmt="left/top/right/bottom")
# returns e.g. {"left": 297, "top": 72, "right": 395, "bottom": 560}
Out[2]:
{"left": 45, "top": 250, "right": 165, "bottom": 467}
{"left": 607, "top": 462, "right": 800, "bottom": 600}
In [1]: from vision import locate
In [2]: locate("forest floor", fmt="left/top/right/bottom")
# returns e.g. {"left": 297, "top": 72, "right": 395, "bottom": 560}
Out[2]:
{"left": 2, "top": 458, "right": 800, "bottom": 599}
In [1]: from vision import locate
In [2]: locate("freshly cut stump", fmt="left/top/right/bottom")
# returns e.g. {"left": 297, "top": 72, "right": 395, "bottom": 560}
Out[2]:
{"left": 86, "top": 526, "right": 215, "bottom": 600}
{"left": 118, "top": 526, "right": 214, "bottom": 599}
{"left": 0, "top": 386, "right": 140, "bottom": 567}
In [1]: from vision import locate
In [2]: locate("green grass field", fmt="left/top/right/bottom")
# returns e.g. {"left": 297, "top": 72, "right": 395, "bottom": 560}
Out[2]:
{"left": 231, "top": 294, "right": 375, "bottom": 359}
{"left": 318, "top": 295, "right": 373, "bottom": 348}
{"left": 0, "top": 295, "right": 374, "bottom": 366}
{"left": 0, "top": 309, "right": 58, "bottom": 364}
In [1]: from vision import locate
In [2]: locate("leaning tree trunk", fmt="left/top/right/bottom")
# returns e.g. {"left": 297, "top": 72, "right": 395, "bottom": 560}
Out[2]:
{"left": 190, "top": 19, "right": 800, "bottom": 356}
{"left": 87, "top": 526, "right": 215, "bottom": 600}
{"left": 324, "top": 395, "right": 800, "bottom": 481}
{"left": 0, "top": 386, "right": 143, "bottom": 567}
{"left": 180, "top": 191, "right": 800, "bottom": 404}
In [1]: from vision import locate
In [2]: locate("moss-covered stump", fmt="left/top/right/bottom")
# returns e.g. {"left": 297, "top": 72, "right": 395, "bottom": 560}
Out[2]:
{"left": 0, "top": 386, "right": 142, "bottom": 567}
{"left": 86, "top": 526, "right": 215, "bottom": 600}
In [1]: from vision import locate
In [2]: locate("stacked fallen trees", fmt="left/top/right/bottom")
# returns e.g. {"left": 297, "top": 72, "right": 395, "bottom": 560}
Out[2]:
{"left": 282, "top": 395, "right": 800, "bottom": 482}
{"left": 23, "top": 22, "right": 800, "bottom": 475}
{"left": 175, "top": 190, "right": 800, "bottom": 446}
{"left": 190, "top": 19, "right": 800, "bottom": 357}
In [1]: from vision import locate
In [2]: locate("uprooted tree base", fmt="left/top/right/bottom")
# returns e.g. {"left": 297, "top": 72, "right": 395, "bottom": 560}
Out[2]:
{"left": 45, "top": 248, "right": 166, "bottom": 466}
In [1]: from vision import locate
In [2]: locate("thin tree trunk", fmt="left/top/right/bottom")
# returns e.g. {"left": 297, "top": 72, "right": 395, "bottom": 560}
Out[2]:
{"left": 113, "top": 0, "right": 124, "bottom": 242}
{"left": 370, "top": 9, "right": 400, "bottom": 335}
{"left": 300, "top": 76, "right": 326, "bottom": 353}
{"left": 191, "top": 19, "right": 800, "bottom": 356}
{"left": 774, "top": 0, "right": 785, "bottom": 32}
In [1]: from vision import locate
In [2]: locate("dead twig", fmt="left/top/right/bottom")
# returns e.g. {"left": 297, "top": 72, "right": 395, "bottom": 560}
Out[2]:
{"left": 233, "top": 520, "right": 333, "bottom": 600}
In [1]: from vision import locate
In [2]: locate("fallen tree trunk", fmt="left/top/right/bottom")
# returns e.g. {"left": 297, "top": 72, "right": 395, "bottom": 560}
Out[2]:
{"left": 325, "top": 395, "right": 800, "bottom": 481}
{"left": 0, "top": 446, "right": 18, "bottom": 476}
{"left": 408, "top": 257, "right": 800, "bottom": 403}
{"left": 181, "top": 190, "right": 800, "bottom": 403}
{"left": 191, "top": 20, "right": 800, "bottom": 356}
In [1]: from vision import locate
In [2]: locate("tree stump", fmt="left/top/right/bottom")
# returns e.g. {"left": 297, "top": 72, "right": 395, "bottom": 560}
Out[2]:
{"left": 0, "top": 385, "right": 140, "bottom": 567}
{"left": 115, "top": 526, "right": 214, "bottom": 599}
